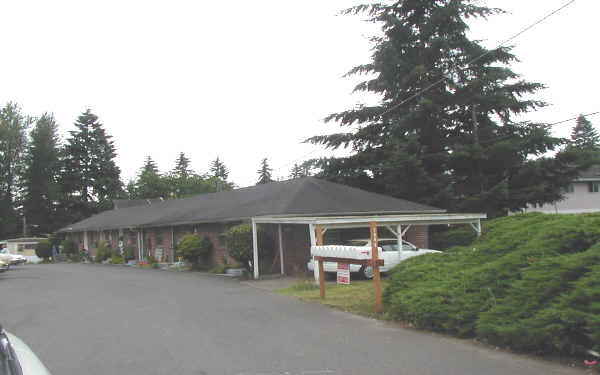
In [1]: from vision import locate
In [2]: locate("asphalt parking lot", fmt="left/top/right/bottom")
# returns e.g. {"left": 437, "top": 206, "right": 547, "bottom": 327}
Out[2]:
{"left": 0, "top": 264, "right": 583, "bottom": 375}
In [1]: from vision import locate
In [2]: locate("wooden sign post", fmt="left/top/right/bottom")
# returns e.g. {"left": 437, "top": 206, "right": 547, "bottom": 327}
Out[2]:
{"left": 370, "top": 221, "right": 383, "bottom": 314}
{"left": 312, "top": 222, "right": 384, "bottom": 314}
{"left": 315, "top": 225, "right": 325, "bottom": 299}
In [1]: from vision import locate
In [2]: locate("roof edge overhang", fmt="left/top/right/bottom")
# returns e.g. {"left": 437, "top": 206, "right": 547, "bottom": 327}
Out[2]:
{"left": 252, "top": 213, "right": 486, "bottom": 228}
{"left": 56, "top": 210, "right": 448, "bottom": 233}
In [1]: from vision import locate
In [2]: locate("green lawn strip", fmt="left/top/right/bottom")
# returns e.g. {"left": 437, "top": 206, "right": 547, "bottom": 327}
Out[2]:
{"left": 276, "top": 279, "right": 392, "bottom": 319}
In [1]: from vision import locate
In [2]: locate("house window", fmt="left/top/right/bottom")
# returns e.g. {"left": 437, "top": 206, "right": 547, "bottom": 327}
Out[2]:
{"left": 589, "top": 182, "right": 600, "bottom": 193}
{"left": 566, "top": 184, "right": 574, "bottom": 193}
{"left": 155, "top": 232, "right": 163, "bottom": 245}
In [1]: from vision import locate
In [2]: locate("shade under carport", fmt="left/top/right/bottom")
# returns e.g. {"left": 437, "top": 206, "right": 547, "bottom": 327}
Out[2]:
{"left": 251, "top": 213, "right": 486, "bottom": 279}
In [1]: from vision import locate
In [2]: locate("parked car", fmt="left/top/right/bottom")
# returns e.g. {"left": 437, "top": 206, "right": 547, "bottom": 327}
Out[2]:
{"left": 0, "top": 250, "right": 27, "bottom": 265}
{"left": 307, "top": 238, "right": 441, "bottom": 279}
{"left": 0, "top": 325, "right": 52, "bottom": 375}
{"left": 0, "top": 260, "right": 9, "bottom": 273}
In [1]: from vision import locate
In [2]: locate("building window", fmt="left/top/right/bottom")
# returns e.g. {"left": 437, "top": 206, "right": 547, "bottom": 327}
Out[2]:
{"left": 589, "top": 182, "right": 600, "bottom": 193}
{"left": 566, "top": 184, "right": 575, "bottom": 193}
{"left": 156, "top": 232, "right": 163, "bottom": 245}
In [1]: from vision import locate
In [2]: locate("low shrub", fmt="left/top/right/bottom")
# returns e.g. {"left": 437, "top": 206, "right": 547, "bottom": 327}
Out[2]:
{"left": 209, "top": 264, "right": 228, "bottom": 274}
{"left": 110, "top": 255, "right": 125, "bottom": 264}
{"left": 69, "top": 253, "right": 83, "bottom": 263}
{"left": 384, "top": 212, "right": 600, "bottom": 356}
{"left": 225, "top": 224, "right": 274, "bottom": 273}
{"left": 430, "top": 225, "right": 477, "bottom": 250}
{"left": 177, "top": 234, "right": 212, "bottom": 269}
{"left": 123, "top": 246, "right": 135, "bottom": 262}
{"left": 35, "top": 240, "right": 52, "bottom": 260}
{"left": 61, "top": 238, "right": 78, "bottom": 255}
{"left": 95, "top": 244, "right": 112, "bottom": 263}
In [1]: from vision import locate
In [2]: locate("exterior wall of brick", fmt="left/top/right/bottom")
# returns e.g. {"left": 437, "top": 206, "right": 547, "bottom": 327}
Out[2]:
{"left": 280, "top": 224, "right": 312, "bottom": 275}
{"left": 405, "top": 225, "right": 429, "bottom": 249}
{"left": 65, "top": 222, "right": 429, "bottom": 271}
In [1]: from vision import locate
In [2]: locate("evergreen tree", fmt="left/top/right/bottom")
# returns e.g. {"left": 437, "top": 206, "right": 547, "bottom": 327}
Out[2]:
{"left": 289, "top": 163, "right": 303, "bottom": 179}
{"left": 135, "top": 156, "right": 170, "bottom": 199}
{"left": 289, "top": 160, "right": 316, "bottom": 179}
{"left": 570, "top": 115, "right": 599, "bottom": 151}
{"left": 0, "top": 102, "right": 32, "bottom": 238}
{"left": 561, "top": 115, "right": 600, "bottom": 170}
{"left": 210, "top": 157, "right": 229, "bottom": 181}
{"left": 22, "top": 113, "right": 61, "bottom": 234}
{"left": 60, "top": 109, "right": 121, "bottom": 221}
{"left": 309, "top": 1, "right": 578, "bottom": 217}
{"left": 256, "top": 158, "right": 273, "bottom": 184}
{"left": 209, "top": 156, "right": 229, "bottom": 192}
{"left": 172, "top": 152, "right": 192, "bottom": 179}
{"left": 125, "top": 179, "right": 137, "bottom": 199}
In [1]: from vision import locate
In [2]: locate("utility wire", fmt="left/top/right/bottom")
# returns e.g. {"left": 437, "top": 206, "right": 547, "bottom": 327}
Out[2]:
{"left": 274, "top": 0, "right": 578, "bottom": 173}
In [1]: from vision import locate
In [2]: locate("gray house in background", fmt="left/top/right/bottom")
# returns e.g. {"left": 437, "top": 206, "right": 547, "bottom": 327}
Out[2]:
{"left": 522, "top": 165, "right": 600, "bottom": 214}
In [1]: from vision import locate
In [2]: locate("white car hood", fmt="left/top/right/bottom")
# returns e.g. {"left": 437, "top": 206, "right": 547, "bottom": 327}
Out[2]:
{"left": 6, "top": 332, "right": 52, "bottom": 375}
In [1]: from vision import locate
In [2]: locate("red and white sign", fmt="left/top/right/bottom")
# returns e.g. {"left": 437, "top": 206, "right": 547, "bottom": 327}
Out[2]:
{"left": 337, "top": 263, "right": 350, "bottom": 285}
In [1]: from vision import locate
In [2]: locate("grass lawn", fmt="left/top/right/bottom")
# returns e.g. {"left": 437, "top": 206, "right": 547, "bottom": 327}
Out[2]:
{"left": 275, "top": 279, "right": 391, "bottom": 319}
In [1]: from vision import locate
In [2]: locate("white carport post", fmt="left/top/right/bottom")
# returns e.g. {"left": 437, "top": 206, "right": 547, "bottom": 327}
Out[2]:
{"left": 309, "top": 223, "right": 319, "bottom": 281}
{"left": 252, "top": 218, "right": 259, "bottom": 279}
{"left": 278, "top": 224, "right": 284, "bottom": 275}
{"left": 83, "top": 230, "right": 89, "bottom": 251}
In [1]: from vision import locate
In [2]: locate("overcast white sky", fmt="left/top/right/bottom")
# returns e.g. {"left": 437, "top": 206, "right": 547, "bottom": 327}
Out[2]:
{"left": 1, "top": 0, "right": 598, "bottom": 188}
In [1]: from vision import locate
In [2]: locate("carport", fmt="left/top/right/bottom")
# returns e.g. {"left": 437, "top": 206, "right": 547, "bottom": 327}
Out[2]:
{"left": 252, "top": 213, "right": 486, "bottom": 279}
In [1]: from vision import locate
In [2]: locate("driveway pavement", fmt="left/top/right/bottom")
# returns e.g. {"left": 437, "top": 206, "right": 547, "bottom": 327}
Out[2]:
{"left": 0, "top": 264, "right": 583, "bottom": 375}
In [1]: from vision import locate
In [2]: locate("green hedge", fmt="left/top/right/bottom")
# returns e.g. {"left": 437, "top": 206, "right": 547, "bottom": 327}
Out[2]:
{"left": 383, "top": 212, "right": 600, "bottom": 356}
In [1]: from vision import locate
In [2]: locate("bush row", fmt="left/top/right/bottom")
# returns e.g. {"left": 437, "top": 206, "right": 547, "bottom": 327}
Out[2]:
{"left": 383, "top": 212, "right": 600, "bottom": 356}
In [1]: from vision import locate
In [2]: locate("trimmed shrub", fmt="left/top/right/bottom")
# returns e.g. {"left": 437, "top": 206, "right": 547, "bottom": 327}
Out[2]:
{"left": 69, "top": 253, "right": 83, "bottom": 263}
{"left": 177, "top": 234, "right": 212, "bottom": 269}
{"left": 384, "top": 213, "right": 600, "bottom": 356}
{"left": 123, "top": 246, "right": 135, "bottom": 261}
{"left": 110, "top": 255, "right": 125, "bottom": 264}
{"left": 35, "top": 240, "right": 52, "bottom": 260}
{"left": 61, "top": 238, "right": 78, "bottom": 255}
{"left": 95, "top": 244, "right": 112, "bottom": 263}
{"left": 430, "top": 225, "right": 477, "bottom": 250}
{"left": 225, "top": 224, "right": 274, "bottom": 273}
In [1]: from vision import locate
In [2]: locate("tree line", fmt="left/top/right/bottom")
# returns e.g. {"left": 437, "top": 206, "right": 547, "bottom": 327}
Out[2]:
{"left": 0, "top": 103, "right": 319, "bottom": 239}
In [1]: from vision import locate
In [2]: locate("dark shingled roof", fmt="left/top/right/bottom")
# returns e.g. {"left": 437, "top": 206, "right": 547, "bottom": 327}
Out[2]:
{"left": 113, "top": 198, "right": 164, "bottom": 209}
{"left": 58, "top": 177, "right": 443, "bottom": 233}
{"left": 579, "top": 164, "right": 600, "bottom": 180}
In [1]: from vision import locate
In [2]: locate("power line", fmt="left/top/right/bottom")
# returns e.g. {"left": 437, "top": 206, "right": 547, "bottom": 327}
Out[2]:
{"left": 273, "top": 0, "right": 578, "bottom": 173}
{"left": 548, "top": 111, "right": 600, "bottom": 126}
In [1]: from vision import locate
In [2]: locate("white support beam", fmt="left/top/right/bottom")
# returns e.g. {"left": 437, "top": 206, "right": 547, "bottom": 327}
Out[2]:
{"left": 83, "top": 230, "right": 89, "bottom": 251}
{"left": 397, "top": 224, "right": 402, "bottom": 249}
{"left": 309, "top": 224, "right": 319, "bottom": 281}
{"left": 470, "top": 220, "right": 482, "bottom": 238}
{"left": 401, "top": 225, "right": 411, "bottom": 236}
{"left": 385, "top": 225, "right": 398, "bottom": 237}
{"left": 278, "top": 224, "right": 284, "bottom": 275}
{"left": 252, "top": 219, "right": 259, "bottom": 279}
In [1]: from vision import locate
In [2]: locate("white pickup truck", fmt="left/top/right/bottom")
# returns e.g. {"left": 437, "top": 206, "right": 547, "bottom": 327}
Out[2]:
{"left": 307, "top": 238, "right": 440, "bottom": 279}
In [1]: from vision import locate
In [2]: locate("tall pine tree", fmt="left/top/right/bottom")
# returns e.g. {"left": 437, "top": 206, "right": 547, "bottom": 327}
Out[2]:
{"left": 0, "top": 102, "right": 32, "bottom": 238}
{"left": 256, "top": 158, "right": 273, "bottom": 184}
{"left": 135, "top": 156, "right": 170, "bottom": 199}
{"left": 309, "top": 1, "right": 578, "bottom": 217}
{"left": 570, "top": 115, "right": 599, "bottom": 150}
{"left": 22, "top": 113, "right": 61, "bottom": 234}
{"left": 61, "top": 109, "right": 121, "bottom": 221}
{"left": 209, "top": 156, "right": 230, "bottom": 192}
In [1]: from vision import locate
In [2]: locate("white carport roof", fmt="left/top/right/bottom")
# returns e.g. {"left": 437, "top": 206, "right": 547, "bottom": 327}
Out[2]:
{"left": 250, "top": 213, "right": 486, "bottom": 279}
